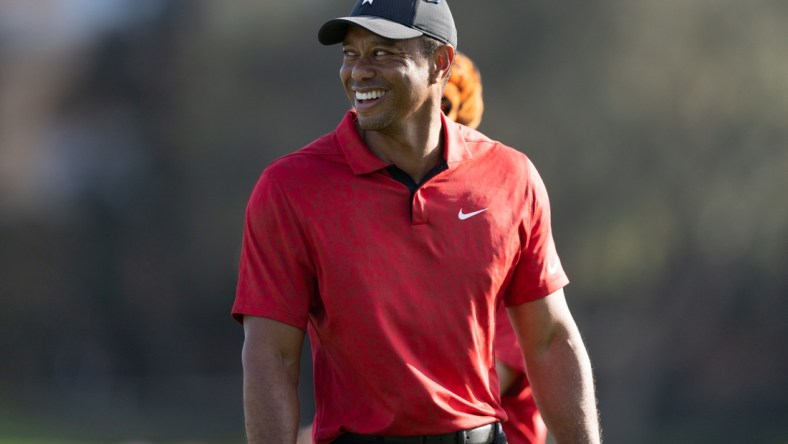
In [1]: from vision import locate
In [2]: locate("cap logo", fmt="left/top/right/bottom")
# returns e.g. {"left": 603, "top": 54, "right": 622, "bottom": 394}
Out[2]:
{"left": 362, "top": 0, "right": 373, "bottom": 4}
{"left": 424, "top": 0, "right": 440, "bottom": 3}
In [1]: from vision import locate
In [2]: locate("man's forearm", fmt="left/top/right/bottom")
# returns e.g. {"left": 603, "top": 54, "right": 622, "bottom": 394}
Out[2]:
{"left": 242, "top": 339, "right": 301, "bottom": 442}
{"left": 526, "top": 327, "right": 600, "bottom": 443}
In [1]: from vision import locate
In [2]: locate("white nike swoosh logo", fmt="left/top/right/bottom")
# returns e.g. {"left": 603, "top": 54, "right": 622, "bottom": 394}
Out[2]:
{"left": 547, "top": 260, "right": 559, "bottom": 275}
{"left": 458, "top": 208, "right": 488, "bottom": 220}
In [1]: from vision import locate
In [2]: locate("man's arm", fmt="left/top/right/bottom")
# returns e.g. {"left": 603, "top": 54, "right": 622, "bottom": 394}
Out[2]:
{"left": 242, "top": 315, "right": 305, "bottom": 443}
{"left": 507, "top": 288, "right": 601, "bottom": 443}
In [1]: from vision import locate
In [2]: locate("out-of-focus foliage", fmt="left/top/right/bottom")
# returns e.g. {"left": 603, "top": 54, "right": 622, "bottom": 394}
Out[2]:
{"left": 0, "top": 0, "right": 785, "bottom": 442}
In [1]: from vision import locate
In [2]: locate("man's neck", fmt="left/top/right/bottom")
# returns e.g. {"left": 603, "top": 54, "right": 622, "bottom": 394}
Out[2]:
{"left": 361, "top": 111, "right": 445, "bottom": 184}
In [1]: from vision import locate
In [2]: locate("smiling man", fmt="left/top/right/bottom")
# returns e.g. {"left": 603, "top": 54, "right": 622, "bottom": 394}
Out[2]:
{"left": 232, "top": 1, "right": 601, "bottom": 443}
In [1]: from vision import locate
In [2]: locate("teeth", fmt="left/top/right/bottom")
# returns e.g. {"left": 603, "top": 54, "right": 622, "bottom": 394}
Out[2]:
{"left": 356, "top": 90, "right": 385, "bottom": 101}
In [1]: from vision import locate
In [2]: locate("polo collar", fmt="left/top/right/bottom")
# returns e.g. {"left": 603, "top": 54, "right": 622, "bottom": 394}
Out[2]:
{"left": 337, "top": 110, "right": 474, "bottom": 176}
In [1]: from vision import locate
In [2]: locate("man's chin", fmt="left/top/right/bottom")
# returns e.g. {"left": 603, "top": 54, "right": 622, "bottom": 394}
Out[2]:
{"left": 355, "top": 113, "right": 388, "bottom": 132}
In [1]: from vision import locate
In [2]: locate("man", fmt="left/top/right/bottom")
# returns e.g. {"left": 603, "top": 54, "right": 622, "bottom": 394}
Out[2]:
{"left": 232, "top": 1, "right": 601, "bottom": 443}
{"left": 294, "top": 51, "right": 548, "bottom": 444}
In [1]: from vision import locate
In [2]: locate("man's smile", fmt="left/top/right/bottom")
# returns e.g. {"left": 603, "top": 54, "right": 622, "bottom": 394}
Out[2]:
{"left": 355, "top": 89, "right": 386, "bottom": 101}
{"left": 354, "top": 89, "right": 387, "bottom": 109}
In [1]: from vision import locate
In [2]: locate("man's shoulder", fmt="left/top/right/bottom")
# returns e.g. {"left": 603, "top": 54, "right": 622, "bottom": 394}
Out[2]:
{"left": 263, "top": 130, "right": 346, "bottom": 181}
{"left": 247, "top": 131, "right": 348, "bottom": 209}
{"left": 458, "top": 125, "right": 531, "bottom": 167}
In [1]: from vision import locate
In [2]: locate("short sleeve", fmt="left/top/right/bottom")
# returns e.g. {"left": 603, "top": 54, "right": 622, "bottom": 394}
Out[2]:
{"left": 231, "top": 168, "right": 316, "bottom": 329}
{"left": 503, "top": 160, "right": 569, "bottom": 307}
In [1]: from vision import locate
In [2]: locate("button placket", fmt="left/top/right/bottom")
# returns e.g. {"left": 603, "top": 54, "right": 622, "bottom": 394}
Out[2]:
{"left": 411, "top": 188, "right": 428, "bottom": 225}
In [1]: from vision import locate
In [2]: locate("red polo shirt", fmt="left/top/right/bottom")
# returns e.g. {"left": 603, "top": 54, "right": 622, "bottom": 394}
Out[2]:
{"left": 233, "top": 110, "right": 568, "bottom": 443}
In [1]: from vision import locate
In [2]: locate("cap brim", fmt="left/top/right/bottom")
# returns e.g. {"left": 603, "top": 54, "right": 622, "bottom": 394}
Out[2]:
{"left": 318, "top": 16, "right": 423, "bottom": 45}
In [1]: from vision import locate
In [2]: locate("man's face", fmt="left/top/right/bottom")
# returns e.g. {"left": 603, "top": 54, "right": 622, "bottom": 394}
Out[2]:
{"left": 340, "top": 26, "right": 433, "bottom": 132}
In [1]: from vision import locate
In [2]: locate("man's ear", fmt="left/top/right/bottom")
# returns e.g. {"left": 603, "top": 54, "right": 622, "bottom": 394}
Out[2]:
{"left": 432, "top": 44, "right": 455, "bottom": 84}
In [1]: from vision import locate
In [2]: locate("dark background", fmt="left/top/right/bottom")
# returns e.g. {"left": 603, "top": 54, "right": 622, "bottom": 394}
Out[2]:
{"left": 1, "top": 1, "right": 786, "bottom": 443}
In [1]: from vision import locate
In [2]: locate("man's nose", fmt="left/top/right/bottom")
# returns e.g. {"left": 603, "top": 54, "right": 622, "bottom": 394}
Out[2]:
{"left": 351, "top": 56, "right": 375, "bottom": 81}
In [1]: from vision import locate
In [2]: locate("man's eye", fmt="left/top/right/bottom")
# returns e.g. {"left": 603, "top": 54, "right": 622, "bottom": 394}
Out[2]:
{"left": 373, "top": 50, "right": 389, "bottom": 57}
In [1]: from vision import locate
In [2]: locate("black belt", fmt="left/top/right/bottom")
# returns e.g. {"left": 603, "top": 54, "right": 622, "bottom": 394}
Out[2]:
{"left": 333, "top": 422, "right": 501, "bottom": 444}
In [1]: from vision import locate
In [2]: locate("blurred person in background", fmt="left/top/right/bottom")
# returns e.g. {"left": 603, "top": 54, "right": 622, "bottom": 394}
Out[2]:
{"left": 233, "top": 1, "right": 600, "bottom": 443}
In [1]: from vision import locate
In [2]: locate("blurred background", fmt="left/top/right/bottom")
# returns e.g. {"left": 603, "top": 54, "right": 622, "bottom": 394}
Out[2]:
{"left": 0, "top": 0, "right": 786, "bottom": 443}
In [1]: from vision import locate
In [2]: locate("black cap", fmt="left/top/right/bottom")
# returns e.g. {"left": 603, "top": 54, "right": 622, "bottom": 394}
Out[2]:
{"left": 318, "top": 0, "right": 457, "bottom": 48}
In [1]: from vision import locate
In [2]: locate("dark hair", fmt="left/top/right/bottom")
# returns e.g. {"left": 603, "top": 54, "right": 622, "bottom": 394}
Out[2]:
{"left": 420, "top": 35, "right": 445, "bottom": 57}
{"left": 420, "top": 35, "right": 453, "bottom": 86}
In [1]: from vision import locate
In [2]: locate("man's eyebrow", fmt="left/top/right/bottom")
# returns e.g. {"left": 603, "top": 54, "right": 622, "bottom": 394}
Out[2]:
{"left": 342, "top": 38, "right": 403, "bottom": 48}
{"left": 370, "top": 38, "right": 400, "bottom": 47}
